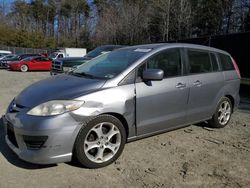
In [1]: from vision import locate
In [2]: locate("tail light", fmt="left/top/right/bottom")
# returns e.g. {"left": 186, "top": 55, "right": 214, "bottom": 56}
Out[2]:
{"left": 232, "top": 58, "right": 241, "bottom": 79}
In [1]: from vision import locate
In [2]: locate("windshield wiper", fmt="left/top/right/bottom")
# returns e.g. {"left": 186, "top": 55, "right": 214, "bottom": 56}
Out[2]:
{"left": 71, "top": 72, "right": 105, "bottom": 79}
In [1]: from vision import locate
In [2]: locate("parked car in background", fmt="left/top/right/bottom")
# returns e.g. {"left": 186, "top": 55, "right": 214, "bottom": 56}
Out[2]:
{"left": 3, "top": 43, "right": 240, "bottom": 168}
{"left": 51, "top": 57, "right": 91, "bottom": 75}
{"left": 0, "top": 50, "right": 12, "bottom": 58}
{"left": 51, "top": 45, "right": 124, "bottom": 75}
{"left": 0, "top": 53, "right": 42, "bottom": 68}
{"left": 49, "top": 48, "right": 87, "bottom": 60}
{"left": 0, "top": 54, "right": 16, "bottom": 60}
{"left": 9, "top": 56, "right": 52, "bottom": 72}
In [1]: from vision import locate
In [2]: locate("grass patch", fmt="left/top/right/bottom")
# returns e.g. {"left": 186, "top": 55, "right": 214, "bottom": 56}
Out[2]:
{"left": 241, "top": 78, "right": 250, "bottom": 85}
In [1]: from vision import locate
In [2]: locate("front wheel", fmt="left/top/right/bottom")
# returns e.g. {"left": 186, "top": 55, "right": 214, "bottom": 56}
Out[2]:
{"left": 20, "top": 64, "right": 28, "bottom": 72}
{"left": 208, "top": 97, "right": 232, "bottom": 128}
{"left": 74, "top": 115, "right": 126, "bottom": 168}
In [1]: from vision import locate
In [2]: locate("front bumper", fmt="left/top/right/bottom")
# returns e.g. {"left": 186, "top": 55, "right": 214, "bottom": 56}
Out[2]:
{"left": 50, "top": 70, "right": 64, "bottom": 76}
{"left": 9, "top": 64, "right": 20, "bottom": 71}
{"left": 3, "top": 111, "right": 86, "bottom": 165}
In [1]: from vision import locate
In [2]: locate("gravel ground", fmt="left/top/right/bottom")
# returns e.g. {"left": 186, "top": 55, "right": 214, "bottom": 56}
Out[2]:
{"left": 0, "top": 70, "right": 249, "bottom": 188}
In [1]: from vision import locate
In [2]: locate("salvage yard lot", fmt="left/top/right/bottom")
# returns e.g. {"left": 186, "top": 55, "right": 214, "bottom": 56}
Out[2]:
{"left": 0, "top": 70, "right": 249, "bottom": 188}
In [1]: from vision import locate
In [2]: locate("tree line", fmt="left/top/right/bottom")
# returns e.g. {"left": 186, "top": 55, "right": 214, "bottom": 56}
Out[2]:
{"left": 0, "top": 0, "right": 250, "bottom": 49}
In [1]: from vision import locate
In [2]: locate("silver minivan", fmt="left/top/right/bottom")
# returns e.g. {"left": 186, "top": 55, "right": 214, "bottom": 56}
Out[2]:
{"left": 4, "top": 44, "right": 240, "bottom": 168}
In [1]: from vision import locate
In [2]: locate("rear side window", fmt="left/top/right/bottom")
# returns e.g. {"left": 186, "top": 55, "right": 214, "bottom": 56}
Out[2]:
{"left": 35, "top": 57, "right": 41, "bottom": 61}
{"left": 188, "top": 50, "right": 212, "bottom": 74}
{"left": 40, "top": 57, "right": 49, "bottom": 61}
{"left": 219, "top": 54, "right": 234, "bottom": 71}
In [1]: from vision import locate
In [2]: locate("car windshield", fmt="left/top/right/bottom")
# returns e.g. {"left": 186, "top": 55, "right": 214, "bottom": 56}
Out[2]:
{"left": 22, "top": 56, "right": 35, "bottom": 61}
{"left": 73, "top": 48, "right": 150, "bottom": 79}
{"left": 49, "top": 53, "right": 58, "bottom": 59}
{"left": 4, "top": 55, "right": 14, "bottom": 59}
{"left": 6, "top": 55, "right": 19, "bottom": 60}
{"left": 1, "top": 55, "right": 13, "bottom": 60}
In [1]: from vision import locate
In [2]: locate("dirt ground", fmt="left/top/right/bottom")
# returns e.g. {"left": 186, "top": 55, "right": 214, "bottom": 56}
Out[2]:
{"left": 0, "top": 69, "right": 249, "bottom": 188}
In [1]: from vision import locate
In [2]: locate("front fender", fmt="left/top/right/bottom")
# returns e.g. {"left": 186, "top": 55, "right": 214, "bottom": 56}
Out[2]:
{"left": 73, "top": 84, "right": 136, "bottom": 138}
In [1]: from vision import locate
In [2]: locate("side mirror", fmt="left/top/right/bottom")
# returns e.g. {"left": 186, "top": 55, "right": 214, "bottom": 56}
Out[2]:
{"left": 142, "top": 69, "right": 164, "bottom": 81}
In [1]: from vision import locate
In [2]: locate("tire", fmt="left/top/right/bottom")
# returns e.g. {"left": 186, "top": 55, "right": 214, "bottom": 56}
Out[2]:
{"left": 74, "top": 115, "right": 126, "bottom": 168}
{"left": 208, "top": 97, "right": 232, "bottom": 128}
{"left": 20, "top": 64, "right": 28, "bottom": 72}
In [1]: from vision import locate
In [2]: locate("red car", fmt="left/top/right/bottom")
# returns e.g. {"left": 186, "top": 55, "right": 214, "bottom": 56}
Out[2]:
{"left": 9, "top": 56, "right": 52, "bottom": 72}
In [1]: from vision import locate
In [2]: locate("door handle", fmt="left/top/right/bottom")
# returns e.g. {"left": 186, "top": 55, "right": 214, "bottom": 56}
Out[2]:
{"left": 176, "top": 83, "right": 186, "bottom": 89}
{"left": 193, "top": 80, "right": 202, "bottom": 87}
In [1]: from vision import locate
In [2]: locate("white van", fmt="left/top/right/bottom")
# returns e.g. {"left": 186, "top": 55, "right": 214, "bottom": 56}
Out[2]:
{"left": 49, "top": 48, "right": 87, "bottom": 60}
{"left": 0, "top": 50, "right": 12, "bottom": 57}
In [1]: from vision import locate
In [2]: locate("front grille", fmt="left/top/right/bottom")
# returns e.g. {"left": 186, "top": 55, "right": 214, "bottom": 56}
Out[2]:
{"left": 52, "top": 60, "right": 63, "bottom": 71}
{"left": 23, "top": 135, "right": 48, "bottom": 150}
{"left": 7, "top": 122, "right": 19, "bottom": 148}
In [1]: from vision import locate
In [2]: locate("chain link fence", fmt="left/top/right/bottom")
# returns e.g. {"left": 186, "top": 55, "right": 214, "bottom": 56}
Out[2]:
{"left": 0, "top": 46, "right": 52, "bottom": 55}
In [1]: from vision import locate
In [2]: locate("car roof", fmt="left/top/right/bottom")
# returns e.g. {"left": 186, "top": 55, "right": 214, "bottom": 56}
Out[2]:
{"left": 118, "top": 43, "right": 230, "bottom": 55}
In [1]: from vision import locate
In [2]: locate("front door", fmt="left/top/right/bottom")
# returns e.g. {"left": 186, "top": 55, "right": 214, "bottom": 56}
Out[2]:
{"left": 135, "top": 48, "right": 189, "bottom": 136}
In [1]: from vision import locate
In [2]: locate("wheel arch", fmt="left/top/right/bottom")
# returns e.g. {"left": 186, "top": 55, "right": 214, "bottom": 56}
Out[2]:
{"left": 101, "top": 112, "right": 129, "bottom": 139}
{"left": 225, "top": 94, "right": 235, "bottom": 110}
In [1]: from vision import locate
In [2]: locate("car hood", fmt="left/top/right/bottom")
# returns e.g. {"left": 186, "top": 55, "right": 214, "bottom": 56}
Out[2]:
{"left": 15, "top": 74, "right": 106, "bottom": 108}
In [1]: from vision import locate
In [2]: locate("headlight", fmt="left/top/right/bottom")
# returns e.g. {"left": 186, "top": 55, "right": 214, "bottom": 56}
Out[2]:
{"left": 27, "top": 100, "right": 84, "bottom": 116}
{"left": 63, "top": 66, "right": 73, "bottom": 72}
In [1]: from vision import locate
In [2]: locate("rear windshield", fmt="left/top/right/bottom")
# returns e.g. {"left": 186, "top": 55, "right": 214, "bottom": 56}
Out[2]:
{"left": 218, "top": 53, "right": 234, "bottom": 71}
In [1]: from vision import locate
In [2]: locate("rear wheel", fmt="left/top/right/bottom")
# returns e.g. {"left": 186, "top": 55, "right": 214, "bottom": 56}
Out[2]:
{"left": 208, "top": 97, "right": 232, "bottom": 128}
{"left": 74, "top": 115, "right": 126, "bottom": 168}
{"left": 20, "top": 64, "right": 28, "bottom": 72}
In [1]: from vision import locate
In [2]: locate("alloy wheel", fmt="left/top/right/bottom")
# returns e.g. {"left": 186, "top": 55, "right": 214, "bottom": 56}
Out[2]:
{"left": 217, "top": 101, "right": 231, "bottom": 125}
{"left": 83, "top": 122, "right": 121, "bottom": 163}
{"left": 20, "top": 65, "right": 28, "bottom": 72}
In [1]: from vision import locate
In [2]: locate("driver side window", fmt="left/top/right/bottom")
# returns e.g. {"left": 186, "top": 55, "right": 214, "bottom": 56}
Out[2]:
{"left": 58, "top": 54, "right": 63, "bottom": 58}
{"left": 137, "top": 48, "right": 182, "bottom": 80}
{"left": 35, "top": 57, "right": 41, "bottom": 62}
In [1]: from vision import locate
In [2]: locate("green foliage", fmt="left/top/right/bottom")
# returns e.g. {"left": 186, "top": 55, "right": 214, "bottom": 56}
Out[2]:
{"left": 0, "top": 25, "right": 56, "bottom": 48}
{"left": 193, "top": 0, "right": 224, "bottom": 36}
{"left": 0, "top": 0, "right": 249, "bottom": 49}
{"left": 244, "top": 10, "right": 250, "bottom": 31}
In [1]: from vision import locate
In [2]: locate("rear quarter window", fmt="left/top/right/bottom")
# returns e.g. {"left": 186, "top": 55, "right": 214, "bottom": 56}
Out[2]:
{"left": 219, "top": 53, "right": 234, "bottom": 71}
{"left": 210, "top": 53, "right": 219, "bottom": 71}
